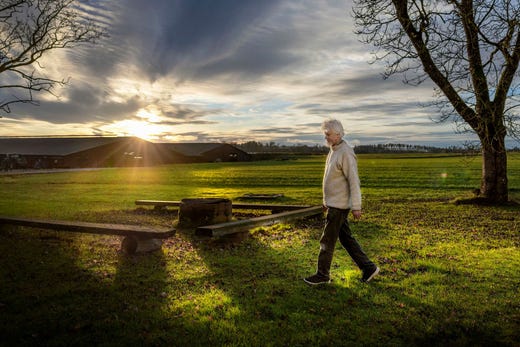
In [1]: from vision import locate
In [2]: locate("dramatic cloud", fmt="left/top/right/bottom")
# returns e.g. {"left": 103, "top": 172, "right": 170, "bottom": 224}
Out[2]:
{"left": 0, "top": 0, "right": 490, "bottom": 147}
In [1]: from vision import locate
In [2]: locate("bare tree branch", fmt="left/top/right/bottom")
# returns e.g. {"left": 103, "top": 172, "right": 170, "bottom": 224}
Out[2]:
{"left": 0, "top": 0, "right": 105, "bottom": 113}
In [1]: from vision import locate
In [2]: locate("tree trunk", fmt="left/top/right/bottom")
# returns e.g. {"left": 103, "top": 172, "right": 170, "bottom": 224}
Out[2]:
{"left": 178, "top": 198, "right": 232, "bottom": 227}
{"left": 480, "top": 138, "right": 508, "bottom": 203}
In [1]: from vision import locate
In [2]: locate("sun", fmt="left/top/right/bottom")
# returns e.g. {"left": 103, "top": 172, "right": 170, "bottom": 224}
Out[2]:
{"left": 106, "top": 119, "right": 162, "bottom": 140}
{"left": 103, "top": 108, "right": 166, "bottom": 140}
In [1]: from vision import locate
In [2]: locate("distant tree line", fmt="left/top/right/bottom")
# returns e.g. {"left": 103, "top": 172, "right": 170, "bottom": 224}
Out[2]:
{"left": 354, "top": 143, "right": 467, "bottom": 154}
{"left": 234, "top": 141, "right": 488, "bottom": 154}
{"left": 234, "top": 141, "right": 328, "bottom": 154}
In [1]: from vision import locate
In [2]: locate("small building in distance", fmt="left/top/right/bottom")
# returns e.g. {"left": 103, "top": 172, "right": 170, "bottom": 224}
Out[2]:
{"left": 0, "top": 137, "right": 251, "bottom": 169}
{"left": 0, "top": 136, "right": 163, "bottom": 169}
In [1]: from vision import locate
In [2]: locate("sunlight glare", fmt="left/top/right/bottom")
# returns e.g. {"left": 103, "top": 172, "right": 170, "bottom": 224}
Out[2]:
{"left": 104, "top": 119, "right": 163, "bottom": 140}
{"left": 100, "top": 107, "right": 168, "bottom": 140}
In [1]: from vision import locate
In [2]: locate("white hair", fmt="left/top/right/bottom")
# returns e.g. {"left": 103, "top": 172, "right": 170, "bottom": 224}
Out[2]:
{"left": 321, "top": 118, "right": 344, "bottom": 137}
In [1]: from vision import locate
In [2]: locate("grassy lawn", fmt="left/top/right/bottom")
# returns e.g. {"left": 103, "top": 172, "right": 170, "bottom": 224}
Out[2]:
{"left": 0, "top": 153, "right": 519, "bottom": 346}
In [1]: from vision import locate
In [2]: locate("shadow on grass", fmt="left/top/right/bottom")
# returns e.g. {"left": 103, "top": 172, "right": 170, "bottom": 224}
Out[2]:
{"left": 170, "top": 215, "right": 517, "bottom": 346}
{"left": 0, "top": 226, "right": 170, "bottom": 346}
{"left": 161, "top": 219, "right": 413, "bottom": 345}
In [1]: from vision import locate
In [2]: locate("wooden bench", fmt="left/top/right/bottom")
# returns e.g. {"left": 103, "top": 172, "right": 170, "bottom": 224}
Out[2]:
{"left": 135, "top": 200, "right": 311, "bottom": 213}
{"left": 0, "top": 215, "right": 176, "bottom": 254}
{"left": 135, "top": 199, "right": 323, "bottom": 237}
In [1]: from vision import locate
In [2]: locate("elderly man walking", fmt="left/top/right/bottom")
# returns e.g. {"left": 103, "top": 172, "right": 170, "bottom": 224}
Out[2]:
{"left": 304, "top": 118, "right": 379, "bottom": 285}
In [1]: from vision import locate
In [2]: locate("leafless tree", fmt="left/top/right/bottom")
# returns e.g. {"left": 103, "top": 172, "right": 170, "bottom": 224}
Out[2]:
{"left": 0, "top": 0, "right": 104, "bottom": 114}
{"left": 353, "top": 0, "right": 520, "bottom": 203}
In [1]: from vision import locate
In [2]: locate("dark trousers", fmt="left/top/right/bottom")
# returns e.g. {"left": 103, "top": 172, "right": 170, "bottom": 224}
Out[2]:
{"left": 317, "top": 207, "right": 375, "bottom": 278}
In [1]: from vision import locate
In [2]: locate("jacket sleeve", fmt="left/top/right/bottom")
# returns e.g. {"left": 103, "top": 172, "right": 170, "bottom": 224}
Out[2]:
{"left": 342, "top": 150, "right": 362, "bottom": 210}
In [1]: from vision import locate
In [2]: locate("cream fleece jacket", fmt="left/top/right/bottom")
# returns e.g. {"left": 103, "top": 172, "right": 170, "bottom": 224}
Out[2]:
{"left": 322, "top": 140, "right": 362, "bottom": 210}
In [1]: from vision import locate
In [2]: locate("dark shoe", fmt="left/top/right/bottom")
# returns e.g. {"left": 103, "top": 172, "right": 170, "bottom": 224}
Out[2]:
{"left": 362, "top": 266, "right": 380, "bottom": 283}
{"left": 303, "top": 274, "right": 331, "bottom": 285}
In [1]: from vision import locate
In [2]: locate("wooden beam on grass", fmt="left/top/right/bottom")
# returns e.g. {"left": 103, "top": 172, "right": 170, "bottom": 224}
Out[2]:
{"left": 135, "top": 199, "right": 311, "bottom": 212}
{"left": 0, "top": 215, "right": 175, "bottom": 238}
{"left": 195, "top": 205, "right": 323, "bottom": 237}
{"left": 0, "top": 215, "right": 176, "bottom": 254}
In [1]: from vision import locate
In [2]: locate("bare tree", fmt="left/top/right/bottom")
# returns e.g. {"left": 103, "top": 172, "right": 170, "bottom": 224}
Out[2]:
{"left": 353, "top": 0, "right": 520, "bottom": 203}
{"left": 0, "top": 0, "right": 104, "bottom": 114}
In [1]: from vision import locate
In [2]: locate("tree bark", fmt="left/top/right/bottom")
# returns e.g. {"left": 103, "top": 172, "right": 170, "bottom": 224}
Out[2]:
{"left": 178, "top": 198, "right": 232, "bottom": 227}
{"left": 480, "top": 136, "right": 509, "bottom": 203}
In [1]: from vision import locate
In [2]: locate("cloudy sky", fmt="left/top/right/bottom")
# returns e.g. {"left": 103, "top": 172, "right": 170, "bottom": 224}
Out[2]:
{"left": 0, "top": 0, "right": 486, "bottom": 147}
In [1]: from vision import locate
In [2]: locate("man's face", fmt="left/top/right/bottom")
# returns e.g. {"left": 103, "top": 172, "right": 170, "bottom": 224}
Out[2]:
{"left": 324, "top": 130, "right": 342, "bottom": 146}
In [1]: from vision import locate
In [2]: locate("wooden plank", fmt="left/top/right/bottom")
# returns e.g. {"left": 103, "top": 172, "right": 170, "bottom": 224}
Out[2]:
{"left": 0, "top": 216, "right": 175, "bottom": 239}
{"left": 135, "top": 200, "right": 310, "bottom": 211}
{"left": 231, "top": 203, "right": 310, "bottom": 212}
{"left": 135, "top": 200, "right": 180, "bottom": 207}
{"left": 240, "top": 193, "right": 284, "bottom": 199}
{"left": 196, "top": 205, "right": 323, "bottom": 237}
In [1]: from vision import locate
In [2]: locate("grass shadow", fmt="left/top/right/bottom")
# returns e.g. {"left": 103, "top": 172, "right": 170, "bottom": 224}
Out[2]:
{"left": 159, "top": 217, "right": 440, "bottom": 345}
{"left": 0, "top": 225, "right": 169, "bottom": 346}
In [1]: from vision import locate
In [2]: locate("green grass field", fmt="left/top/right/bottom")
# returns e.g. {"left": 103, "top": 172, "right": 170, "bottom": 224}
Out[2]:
{"left": 1, "top": 153, "right": 519, "bottom": 346}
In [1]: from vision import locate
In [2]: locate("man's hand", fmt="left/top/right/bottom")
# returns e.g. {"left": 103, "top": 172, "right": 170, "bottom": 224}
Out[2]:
{"left": 351, "top": 210, "right": 362, "bottom": 220}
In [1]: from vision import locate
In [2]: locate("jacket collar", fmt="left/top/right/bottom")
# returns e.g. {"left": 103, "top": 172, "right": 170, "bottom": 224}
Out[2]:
{"left": 331, "top": 140, "right": 345, "bottom": 151}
